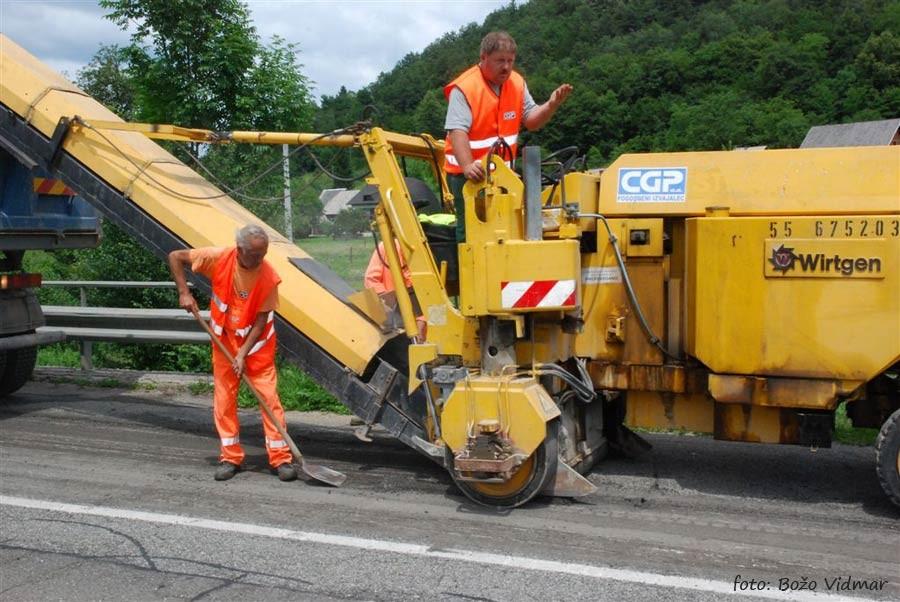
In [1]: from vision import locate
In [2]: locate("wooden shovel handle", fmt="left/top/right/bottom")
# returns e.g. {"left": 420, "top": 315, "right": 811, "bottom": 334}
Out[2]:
{"left": 192, "top": 309, "right": 304, "bottom": 462}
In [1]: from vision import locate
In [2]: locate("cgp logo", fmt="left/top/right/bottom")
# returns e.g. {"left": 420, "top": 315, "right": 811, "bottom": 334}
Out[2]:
{"left": 617, "top": 167, "right": 687, "bottom": 202}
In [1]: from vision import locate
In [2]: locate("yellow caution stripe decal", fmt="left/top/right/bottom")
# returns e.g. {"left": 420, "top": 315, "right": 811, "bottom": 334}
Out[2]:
{"left": 32, "top": 177, "right": 75, "bottom": 196}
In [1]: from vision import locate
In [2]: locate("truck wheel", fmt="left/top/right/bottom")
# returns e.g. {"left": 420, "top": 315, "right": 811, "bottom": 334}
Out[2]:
{"left": 446, "top": 420, "right": 559, "bottom": 509}
{"left": 0, "top": 344, "right": 38, "bottom": 397}
{"left": 875, "top": 408, "right": 900, "bottom": 508}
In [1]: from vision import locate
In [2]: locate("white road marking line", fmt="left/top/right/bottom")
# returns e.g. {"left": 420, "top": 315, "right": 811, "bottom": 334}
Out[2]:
{"left": 0, "top": 495, "right": 878, "bottom": 602}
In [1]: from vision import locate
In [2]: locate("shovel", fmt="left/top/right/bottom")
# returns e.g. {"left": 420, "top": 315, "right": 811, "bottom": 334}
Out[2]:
{"left": 192, "top": 309, "right": 346, "bottom": 487}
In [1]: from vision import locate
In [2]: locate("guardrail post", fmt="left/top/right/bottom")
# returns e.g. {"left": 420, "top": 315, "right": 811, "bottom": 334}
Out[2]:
{"left": 78, "top": 285, "right": 93, "bottom": 370}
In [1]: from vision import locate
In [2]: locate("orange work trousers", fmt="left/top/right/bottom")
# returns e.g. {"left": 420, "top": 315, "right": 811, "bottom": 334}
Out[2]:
{"left": 211, "top": 331, "right": 292, "bottom": 468}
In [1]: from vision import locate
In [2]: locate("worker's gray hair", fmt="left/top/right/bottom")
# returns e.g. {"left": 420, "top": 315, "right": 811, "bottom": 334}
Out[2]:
{"left": 235, "top": 224, "right": 268, "bottom": 249}
{"left": 480, "top": 31, "right": 517, "bottom": 56}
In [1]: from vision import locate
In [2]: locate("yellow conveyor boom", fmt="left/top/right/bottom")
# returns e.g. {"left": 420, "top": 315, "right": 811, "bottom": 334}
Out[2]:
{"left": 0, "top": 34, "right": 384, "bottom": 375}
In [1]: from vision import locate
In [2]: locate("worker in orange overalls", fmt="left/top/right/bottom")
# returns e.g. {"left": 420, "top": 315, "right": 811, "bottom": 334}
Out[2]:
{"left": 363, "top": 239, "right": 426, "bottom": 342}
{"left": 168, "top": 224, "right": 296, "bottom": 482}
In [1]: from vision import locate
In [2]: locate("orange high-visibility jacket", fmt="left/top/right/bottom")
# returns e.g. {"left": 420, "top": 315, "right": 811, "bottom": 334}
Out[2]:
{"left": 363, "top": 240, "right": 412, "bottom": 295}
{"left": 443, "top": 65, "right": 525, "bottom": 174}
{"left": 209, "top": 247, "right": 281, "bottom": 361}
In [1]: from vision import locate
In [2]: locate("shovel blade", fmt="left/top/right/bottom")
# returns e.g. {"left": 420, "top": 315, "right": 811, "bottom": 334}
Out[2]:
{"left": 300, "top": 461, "right": 347, "bottom": 487}
{"left": 354, "top": 425, "right": 374, "bottom": 443}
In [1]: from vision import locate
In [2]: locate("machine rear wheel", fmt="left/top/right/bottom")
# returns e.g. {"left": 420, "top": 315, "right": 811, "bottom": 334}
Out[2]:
{"left": 446, "top": 420, "right": 559, "bottom": 509}
{"left": 0, "top": 343, "right": 37, "bottom": 397}
{"left": 875, "top": 408, "right": 900, "bottom": 508}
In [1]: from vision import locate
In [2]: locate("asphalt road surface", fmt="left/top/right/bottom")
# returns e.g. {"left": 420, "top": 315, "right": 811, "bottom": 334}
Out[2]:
{"left": 1, "top": 380, "right": 898, "bottom": 601}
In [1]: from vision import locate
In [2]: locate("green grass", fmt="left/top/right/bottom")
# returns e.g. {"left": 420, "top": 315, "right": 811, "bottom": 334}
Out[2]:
{"left": 236, "top": 362, "right": 348, "bottom": 414}
{"left": 632, "top": 425, "right": 709, "bottom": 438}
{"left": 834, "top": 402, "right": 879, "bottom": 446}
{"left": 188, "top": 381, "right": 215, "bottom": 396}
{"left": 295, "top": 235, "right": 374, "bottom": 288}
{"left": 37, "top": 342, "right": 82, "bottom": 368}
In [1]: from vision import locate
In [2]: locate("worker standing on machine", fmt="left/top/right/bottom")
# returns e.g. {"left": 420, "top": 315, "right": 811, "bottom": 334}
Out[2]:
{"left": 168, "top": 224, "right": 298, "bottom": 482}
{"left": 443, "top": 30, "right": 573, "bottom": 242}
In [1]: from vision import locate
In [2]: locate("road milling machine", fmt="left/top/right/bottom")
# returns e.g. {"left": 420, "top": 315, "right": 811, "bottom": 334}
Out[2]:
{"left": 2, "top": 35, "right": 898, "bottom": 508}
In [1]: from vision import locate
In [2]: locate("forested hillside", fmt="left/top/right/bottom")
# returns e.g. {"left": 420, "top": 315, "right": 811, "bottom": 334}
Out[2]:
{"left": 317, "top": 0, "right": 899, "bottom": 165}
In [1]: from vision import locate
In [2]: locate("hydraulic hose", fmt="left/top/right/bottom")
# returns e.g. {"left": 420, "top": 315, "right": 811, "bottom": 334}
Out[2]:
{"left": 527, "top": 362, "right": 596, "bottom": 403}
{"left": 579, "top": 212, "right": 679, "bottom": 361}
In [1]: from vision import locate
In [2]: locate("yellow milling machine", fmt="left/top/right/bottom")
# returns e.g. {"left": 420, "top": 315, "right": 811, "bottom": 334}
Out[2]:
{"left": 2, "top": 34, "right": 898, "bottom": 508}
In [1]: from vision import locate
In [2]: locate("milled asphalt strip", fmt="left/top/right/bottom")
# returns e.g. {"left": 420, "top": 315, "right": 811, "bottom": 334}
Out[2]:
{"left": 0, "top": 495, "right": 878, "bottom": 602}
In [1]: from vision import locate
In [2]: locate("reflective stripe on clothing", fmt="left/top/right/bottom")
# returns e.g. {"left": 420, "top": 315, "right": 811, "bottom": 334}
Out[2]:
{"left": 210, "top": 318, "right": 224, "bottom": 336}
{"left": 246, "top": 324, "right": 275, "bottom": 356}
{"left": 211, "top": 293, "right": 228, "bottom": 312}
{"left": 266, "top": 438, "right": 288, "bottom": 449}
{"left": 445, "top": 154, "right": 511, "bottom": 168}
{"left": 235, "top": 311, "right": 273, "bottom": 339}
{"left": 220, "top": 436, "right": 240, "bottom": 446}
{"left": 468, "top": 133, "right": 518, "bottom": 150}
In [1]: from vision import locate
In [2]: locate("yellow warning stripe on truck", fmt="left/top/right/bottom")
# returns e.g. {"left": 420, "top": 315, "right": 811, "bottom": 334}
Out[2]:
{"left": 32, "top": 178, "right": 76, "bottom": 196}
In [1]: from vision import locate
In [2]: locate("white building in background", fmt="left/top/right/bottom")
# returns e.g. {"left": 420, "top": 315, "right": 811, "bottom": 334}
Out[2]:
{"left": 319, "top": 188, "right": 358, "bottom": 221}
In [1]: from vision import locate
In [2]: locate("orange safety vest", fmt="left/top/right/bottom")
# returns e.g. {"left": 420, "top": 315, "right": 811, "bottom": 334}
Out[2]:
{"left": 443, "top": 65, "right": 525, "bottom": 174}
{"left": 209, "top": 247, "right": 280, "bottom": 359}
{"left": 363, "top": 240, "right": 412, "bottom": 295}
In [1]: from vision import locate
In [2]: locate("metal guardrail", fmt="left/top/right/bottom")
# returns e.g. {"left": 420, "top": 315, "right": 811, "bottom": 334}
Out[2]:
{"left": 38, "top": 281, "right": 207, "bottom": 370}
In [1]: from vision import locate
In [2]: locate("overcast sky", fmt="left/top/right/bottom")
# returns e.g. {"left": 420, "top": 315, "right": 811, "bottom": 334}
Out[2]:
{"left": 1, "top": 0, "right": 509, "bottom": 99}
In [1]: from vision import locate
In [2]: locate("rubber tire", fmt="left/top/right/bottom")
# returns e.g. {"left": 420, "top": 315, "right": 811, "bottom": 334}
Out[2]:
{"left": 875, "top": 408, "right": 900, "bottom": 508}
{"left": 446, "top": 420, "right": 559, "bottom": 509}
{"left": 0, "top": 344, "right": 37, "bottom": 397}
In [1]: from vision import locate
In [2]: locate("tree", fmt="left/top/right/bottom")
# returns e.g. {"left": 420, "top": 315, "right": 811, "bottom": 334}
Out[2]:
{"left": 74, "top": 0, "right": 319, "bottom": 318}
{"left": 291, "top": 172, "right": 327, "bottom": 239}
{"left": 75, "top": 44, "right": 136, "bottom": 119}
{"left": 101, "top": 0, "right": 254, "bottom": 129}
{"left": 99, "top": 0, "right": 313, "bottom": 132}
{"left": 854, "top": 31, "right": 900, "bottom": 91}
{"left": 331, "top": 208, "right": 370, "bottom": 239}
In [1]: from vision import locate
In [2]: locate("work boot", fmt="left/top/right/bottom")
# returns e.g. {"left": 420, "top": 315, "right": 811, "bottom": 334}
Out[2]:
{"left": 275, "top": 463, "right": 298, "bottom": 482}
{"left": 214, "top": 461, "right": 240, "bottom": 481}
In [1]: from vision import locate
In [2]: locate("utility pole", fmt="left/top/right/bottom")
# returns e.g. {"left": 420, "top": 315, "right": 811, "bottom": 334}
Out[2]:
{"left": 282, "top": 144, "right": 293, "bottom": 242}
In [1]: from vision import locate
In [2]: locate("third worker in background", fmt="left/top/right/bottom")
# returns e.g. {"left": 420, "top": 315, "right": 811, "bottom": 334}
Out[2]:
{"left": 363, "top": 240, "right": 426, "bottom": 342}
{"left": 443, "top": 30, "right": 573, "bottom": 242}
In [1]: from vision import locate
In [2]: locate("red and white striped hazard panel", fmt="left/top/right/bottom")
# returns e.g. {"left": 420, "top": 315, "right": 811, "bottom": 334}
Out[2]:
{"left": 500, "top": 280, "right": 577, "bottom": 309}
{"left": 32, "top": 178, "right": 76, "bottom": 196}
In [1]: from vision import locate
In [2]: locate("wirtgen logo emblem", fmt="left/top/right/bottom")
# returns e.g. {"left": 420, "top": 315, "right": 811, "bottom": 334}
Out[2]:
{"left": 769, "top": 244, "right": 797, "bottom": 272}
{"left": 767, "top": 243, "right": 882, "bottom": 277}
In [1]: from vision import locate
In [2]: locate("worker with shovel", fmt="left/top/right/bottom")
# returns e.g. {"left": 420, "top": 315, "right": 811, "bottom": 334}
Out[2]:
{"left": 168, "top": 224, "right": 297, "bottom": 482}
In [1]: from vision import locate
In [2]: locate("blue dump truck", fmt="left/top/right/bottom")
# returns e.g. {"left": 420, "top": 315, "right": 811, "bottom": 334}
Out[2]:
{"left": 0, "top": 146, "right": 100, "bottom": 397}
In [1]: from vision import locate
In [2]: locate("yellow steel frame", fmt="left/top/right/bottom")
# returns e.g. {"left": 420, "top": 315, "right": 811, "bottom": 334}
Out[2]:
{"left": 82, "top": 121, "right": 485, "bottom": 383}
